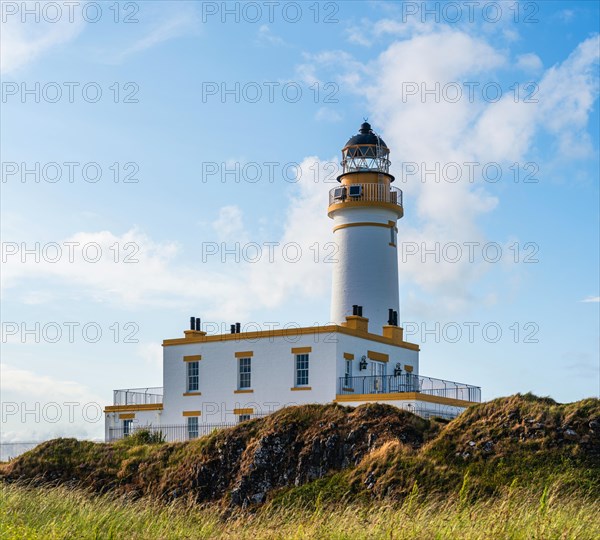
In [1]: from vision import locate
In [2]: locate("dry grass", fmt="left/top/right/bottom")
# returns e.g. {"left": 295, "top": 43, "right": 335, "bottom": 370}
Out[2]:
{"left": 1, "top": 481, "right": 598, "bottom": 540}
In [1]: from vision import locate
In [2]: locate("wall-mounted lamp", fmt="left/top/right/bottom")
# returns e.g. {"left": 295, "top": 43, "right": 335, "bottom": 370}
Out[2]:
{"left": 393, "top": 363, "right": 403, "bottom": 377}
{"left": 359, "top": 355, "right": 368, "bottom": 371}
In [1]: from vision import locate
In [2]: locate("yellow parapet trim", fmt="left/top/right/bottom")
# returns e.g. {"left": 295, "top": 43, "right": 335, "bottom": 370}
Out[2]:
{"left": 367, "top": 350, "right": 389, "bottom": 363}
{"left": 343, "top": 315, "right": 369, "bottom": 333}
{"left": 162, "top": 324, "right": 420, "bottom": 352}
{"left": 184, "top": 330, "right": 206, "bottom": 338}
{"left": 233, "top": 408, "right": 254, "bottom": 415}
{"left": 334, "top": 392, "right": 476, "bottom": 407}
{"left": 382, "top": 325, "right": 404, "bottom": 343}
{"left": 119, "top": 413, "right": 135, "bottom": 420}
{"left": 291, "top": 386, "right": 312, "bottom": 391}
{"left": 332, "top": 222, "right": 392, "bottom": 232}
{"left": 291, "top": 346, "right": 312, "bottom": 354}
{"left": 343, "top": 352, "right": 354, "bottom": 360}
{"left": 182, "top": 410, "right": 201, "bottom": 417}
{"left": 235, "top": 351, "right": 253, "bottom": 358}
{"left": 105, "top": 403, "right": 163, "bottom": 413}
{"left": 183, "top": 354, "right": 202, "bottom": 362}
{"left": 404, "top": 365, "right": 414, "bottom": 373}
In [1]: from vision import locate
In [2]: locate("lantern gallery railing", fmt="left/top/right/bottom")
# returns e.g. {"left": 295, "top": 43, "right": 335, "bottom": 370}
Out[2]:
{"left": 338, "top": 374, "right": 481, "bottom": 403}
{"left": 113, "top": 387, "right": 164, "bottom": 406}
{"left": 329, "top": 184, "right": 403, "bottom": 207}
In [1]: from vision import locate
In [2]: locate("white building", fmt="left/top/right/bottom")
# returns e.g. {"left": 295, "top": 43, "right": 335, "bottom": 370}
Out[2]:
{"left": 105, "top": 122, "right": 481, "bottom": 441}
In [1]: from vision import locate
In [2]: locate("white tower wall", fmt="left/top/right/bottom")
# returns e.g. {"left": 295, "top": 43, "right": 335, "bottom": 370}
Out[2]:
{"left": 330, "top": 207, "right": 399, "bottom": 332}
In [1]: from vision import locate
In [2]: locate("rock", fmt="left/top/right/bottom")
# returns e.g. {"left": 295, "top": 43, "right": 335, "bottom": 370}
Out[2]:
{"left": 364, "top": 472, "right": 376, "bottom": 489}
{"left": 468, "top": 441, "right": 476, "bottom": 447}
{"left": 564, "top": 429, "right": 579, "bottom": 441}
{"left": 368, "top": 433, "right": 378, "bottom": 448}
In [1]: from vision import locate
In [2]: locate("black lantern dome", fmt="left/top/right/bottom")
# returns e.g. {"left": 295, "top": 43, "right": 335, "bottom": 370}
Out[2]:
{"left": 340, "top": 121, "right": 391, "bottom": 176}
{"left": 344, "top": 121, "right": 388, "bottom": 149}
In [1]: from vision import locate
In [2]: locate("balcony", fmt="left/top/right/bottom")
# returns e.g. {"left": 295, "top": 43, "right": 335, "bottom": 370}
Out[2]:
{"left": 113, "top": 387, "right": 163, "bottom": 406}
{"left": 338, "top": 374, "right": 481, "bottom": 403}
{"left": 328, "top": 184, "right": 403, "bottom": 208}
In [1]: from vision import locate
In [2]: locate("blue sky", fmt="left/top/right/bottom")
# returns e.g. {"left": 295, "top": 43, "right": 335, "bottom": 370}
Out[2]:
{"left": 1, "top": 0, "right": 599, "bottom": 441}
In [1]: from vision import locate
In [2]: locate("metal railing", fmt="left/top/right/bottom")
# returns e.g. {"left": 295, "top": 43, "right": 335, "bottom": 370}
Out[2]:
{"left": 339, "top": 374, "right": 481, "bottom": 403}
{"left": 328, "top": 184, "right": 403, "bottom": 208}
{"left": 108, "top": 415, "right": 266, "bottom": 443}
{"left": 113, "top": 387, "right": 163, "bottom": 406}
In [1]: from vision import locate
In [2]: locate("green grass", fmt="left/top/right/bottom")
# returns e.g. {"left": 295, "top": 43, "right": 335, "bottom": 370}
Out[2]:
{"left": 1, "top": 482, "right": 598, "bottom": 540}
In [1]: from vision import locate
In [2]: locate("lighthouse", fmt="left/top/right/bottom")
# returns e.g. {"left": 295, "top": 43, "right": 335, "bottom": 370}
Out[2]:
{"left": 104, "top": 120, "right": 483, "bottom": 440}
{"left": 328, "top": 122, "right": 404, "bottom": 334}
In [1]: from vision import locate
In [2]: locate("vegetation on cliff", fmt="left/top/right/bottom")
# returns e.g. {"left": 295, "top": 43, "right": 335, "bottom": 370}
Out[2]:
{"left": 1, "top": 394, "right": 598, "bottom": 538}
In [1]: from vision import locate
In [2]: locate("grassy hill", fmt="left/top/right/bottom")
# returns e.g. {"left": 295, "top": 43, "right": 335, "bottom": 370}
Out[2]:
{"left": 1, "top": 394, "right": 599, "bottom": 538}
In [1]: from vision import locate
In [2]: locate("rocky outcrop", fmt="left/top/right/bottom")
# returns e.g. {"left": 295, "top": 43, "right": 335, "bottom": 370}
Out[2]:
{"left": 2, "top": 396, "right": 599, "bottom": 507}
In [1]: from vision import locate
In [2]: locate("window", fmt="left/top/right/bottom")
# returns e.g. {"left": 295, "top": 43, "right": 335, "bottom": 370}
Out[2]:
{"left": 187, "top": 416, "right": 199, "bottom": 439}
{"left": 238, "top": 357, "right": 251, "bottom": 389}
{"left": 123, "top": 419, "right": 132, "bottom": 437}
{"left": 295, "top": 354, "right": 309, "bottom": 386}
{"left": 238, "top": 414, "right": 251, "bottom": 423}
{"left": 344, "top": 359, "right": 353, "bottom": 387}
{"left": 187, "top": 361, "right": 199, "bottom": 392}
{"left": 371, "top": 361, "right": 386, "bottom": 393}
{"left": 390, "top": 227, "right": 396, "bottom": 245}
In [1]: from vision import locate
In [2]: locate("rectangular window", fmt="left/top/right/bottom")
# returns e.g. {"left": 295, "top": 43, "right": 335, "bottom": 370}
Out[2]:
{"left": 238, "top": 357, "right": 251, "bottom": 389}
{"left": 371, "top": 361, "right": 386, "bottom": 393}
{"left": 123, "top": 419, "right": 132, "bottom": 437}
{"left": 187, "top": 361, "right": 199, "bottom": 392}
{"left": 295, "top": 354, "right": 309, "bottom": 386}
{"left": 344, "top": 359, "right": 353, "bottom": 387}
{"left": 390, "top": 227, "right": 396, "bottom": 245}
{"left": 238, "top": 414, "right": 251, "bottom": 423}
{"left": 187, "top": 416, "right": 199, "bottom": 440}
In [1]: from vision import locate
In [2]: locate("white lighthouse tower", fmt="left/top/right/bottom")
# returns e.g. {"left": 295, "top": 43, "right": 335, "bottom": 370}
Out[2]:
{"left": 328, "top": 122, "right": 404, "bottom": 334}
{"left": 104, "top": 120, "right": 483, "bottom": 440}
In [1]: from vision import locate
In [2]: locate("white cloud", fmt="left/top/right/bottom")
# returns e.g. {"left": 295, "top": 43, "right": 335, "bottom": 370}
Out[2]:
{"left": 345, "top": 16, "right": 432, "bottom": 47}
{"left": 296, "top": 29, "right": 599, "bottom": 316}
{"left": 516, "top": 53, "right": 543, "bottom": 72}
{"left": 536, "top": 35, "right": 600, "bottom": 156}
{"left": 0, "top": 363, "right": 105, "bottom": 442}
{"left": 1, "top": 228, "right": 233, "bottom": 311}
{"left": 242, "top": 156, "right": 336, "bottom": 311}
{"left": 257, "top": 24, "right": 286, "bottom": 46}
{"left": 0, "top": 161, "right": 337, "bottom": 322}
{"left": 136, "top": 342, "right": 163, "bottom": 370}
{"left": 109, "top": 10, "right": 198, "bottom": 63}
{"left": 581, "top": 296, "right": 600, "bottom": 303}
{"left": 346, "top": 26, "right": 373, "bottom": 47}
{"left": 558, "top": 10, "right": 575, "bottom": 23}
{"left": 315, "top": 107, "right": 343, "bottom": 122}
{"left": 0, "top": 1, "right": 85, "bottom": 74}
{"left": 212, "top": 205, "right": 247, "bottom": 242}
